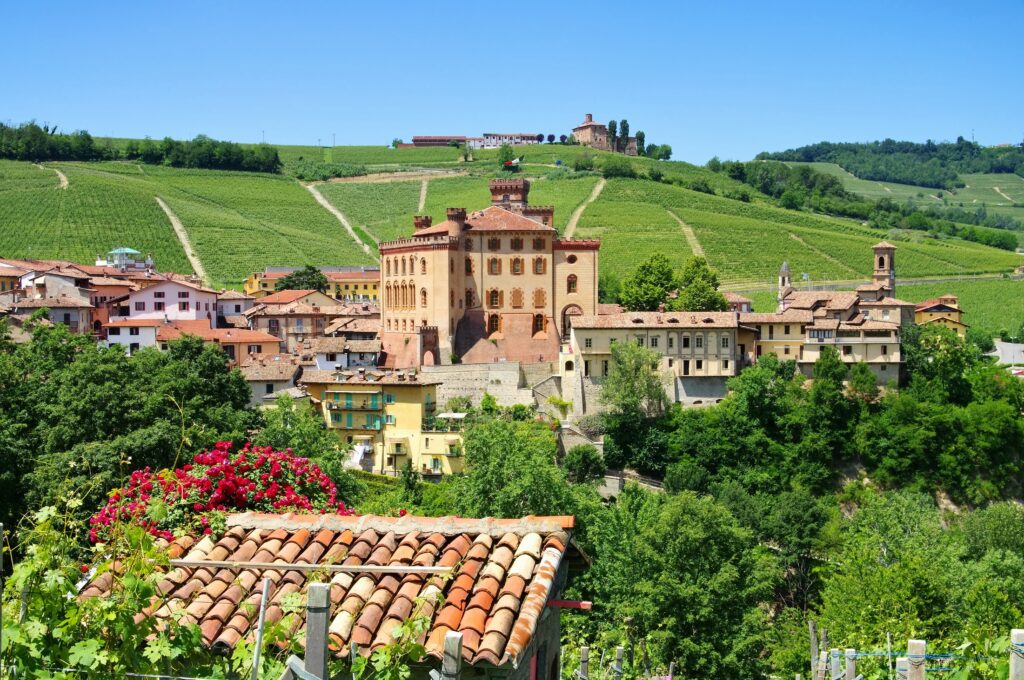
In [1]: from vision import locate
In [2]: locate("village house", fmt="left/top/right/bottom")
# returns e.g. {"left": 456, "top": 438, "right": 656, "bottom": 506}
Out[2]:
{"left": 571, "top": 114, "right": 638, "bottom": 156}
{"left": 107, "top": 279, "right": 218, "bottom": 323}
{"left": 723, "top": 292, "right": 752, "bottom": 312}
{"left": 243, "top": 267, "right": 381, "bottom": 302}
{"left": 80, "top": 512, "right": 578, "bottom": 680}
{"left": 480, "top": 132, "right": 541, "bottom": 148}
{"left": 915, "top": 295, "right": 968, "bottom": 337}
{"left": 156, "top": 320, "right": 281, "bottom": 363}
{"left": 0, "top": 265, "right": 27, "bottom": 292}
{"left": 303, "top": 336, "right": 382, "bottom": 370}
{"left": 246, "top": 300, "right": 346, "bottom": 354}
{"left": 7, "top": 295, "right": 93, "bottom": 333}
{"left": 216, "top": 289, "right": 255, "bottom": 328}
{"left": 300, "top": 368, "right": 464, "bottom": 478}
{"left": 237, "top": 353, "right": 303, "bottom": 406}
{"left": 103, "top": 318, "right": 163, "bottom": 354}
{"left": 379, "top": 178, "right": 600, "bottom": 368}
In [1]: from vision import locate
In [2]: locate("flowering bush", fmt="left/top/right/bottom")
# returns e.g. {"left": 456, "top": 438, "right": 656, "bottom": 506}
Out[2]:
{"left": 89, "top": 442, "right": 355, "bottom": 543}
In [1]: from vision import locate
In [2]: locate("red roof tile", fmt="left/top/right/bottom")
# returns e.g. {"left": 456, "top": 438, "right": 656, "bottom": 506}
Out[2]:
{"left": 257, "top": 289, "right": 321, "bottom": 305}
{"left": 81, "top": 513, "right": 572, "bottom": 668}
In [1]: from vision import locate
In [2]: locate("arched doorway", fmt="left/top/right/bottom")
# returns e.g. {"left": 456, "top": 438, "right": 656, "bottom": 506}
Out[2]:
{"left": 560, "top": 304, "right": 583, "bottom": 340}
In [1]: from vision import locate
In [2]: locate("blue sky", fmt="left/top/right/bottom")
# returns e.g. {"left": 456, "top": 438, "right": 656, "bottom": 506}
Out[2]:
{"left": 4, "top": 1, "right": 1022, "bottom": 163}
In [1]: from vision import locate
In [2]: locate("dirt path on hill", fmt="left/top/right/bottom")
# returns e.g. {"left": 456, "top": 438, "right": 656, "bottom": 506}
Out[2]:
{"left": 155, "top": 197, "right": 211, "bottom": 286}
{"left": 993, "top": 186, "right": 1015, "bottom": 203}
{"left": 929, "top": 194, "right": 943, "bottom": 202}
{"left": 303, "top": 183, "right": 377, "bottom": 260}
{"left": 327, "top": 170, "right": 466, "bottom": 184}
{"left": 879, "top": 183, "right": 892, "bottom": 193}
{"left": 564, "top": 177, "right": 606, "bottom": 238}
{"left": 418, "top": 179, "right": 428, "bottom": 212}
{"left": 666, "top": 209, "right": 705, "bottom": 257}
{"left": 36, "top": 164, "right": 68, "bottom": 189}
{"left": 787, "top": 232, "right": 861, "bottom": 276}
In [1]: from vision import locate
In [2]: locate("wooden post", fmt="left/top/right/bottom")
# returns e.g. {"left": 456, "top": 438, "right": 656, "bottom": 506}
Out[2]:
{"left": 845, "top": 649, "right": 856, "bottom": 680}
{"left": 910, "top": 640, "right": 926, "bottom": 678}
{"left": 440, "top": 631, "right": 463, "bottom": 680}
{"left": 580, "top": 646, "right": 590, "bottom": 680}
{"left": 252, "top": 577, "right": 272, "bottom": 680}
{"left": 304, "top": 583, "right": 330, "bottom": 680}
{"left": 667, "top": 661, "right": 675, "bottom": 680}
{"left": 896, "top": 657, "right": 909, "bottom": 680}
{"left": 831, "top": 649, "right": 842, "bottom": 680}
{"left": 809, "top": 620, "right": 819, "bottom": 679}
{"left": 816, "top": 651, "right": 828, "bottom": 680}
{"left": 1010, "top": 629, "right": 1024, "bottom": 680}
{"left": 613, "top": 646, "right": 624, "bottom": 680}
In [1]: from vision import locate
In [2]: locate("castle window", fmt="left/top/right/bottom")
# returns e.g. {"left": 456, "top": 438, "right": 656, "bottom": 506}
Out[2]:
{"left": 465, "top": 289, "right": 474, "bottom": 307}
{"left": 584, "top": 338, "right": 592, "bottom": 349}
{"left": 421, "top": 259, "right": 427, "bottom": 274}
{"left": 567, "top": 254, "right": 578, "bottom": 264}
{"left": 488, "top": 314, "right": 500, "bottom": 334}
{"left": 533, "top": 238, "right": 545, "bottom": 250}
{"left": 386, "top": 260, "right": 391, "bottom": 276}
{"left": 420, "top": 289, "right": 428, "bottom": 307}
{"left": 511, "top": 257, "right": 523, "bottom": 275}
{"left": 450, "top": 290, "right": 454, "bottom": 307}
{"left": 401, "top": 258, "right": 407, "bottom": 275}
{"left": 488, "top": 258, "right": 501, "bottom": 275}
{"left": 533, "top": 288, "right": 546, "bottom": 308}
{"left": 511, "top": 237, "right": 524, "bottom": 251}
{"left": 567, "top": 275, "right": 578, "bottom": 294}
{"left": 502, "top": 194, "right": 510, "bottom": 203}
{"left": 533, "top": 314, "right": 545, "bottom": 334}
{"left": 533, "top": 257, "right": 546, "bottom": 275}
{"left": 878, "top": 256, "right": 885, "bottom": 269}
{"left": 488, "top": 237, "right": 501, "bottom": 251}
{"left": 695, "top": 335, "right": 703, "bottom": 348}
{"left": 488, "top": 289, "right": 500, "bottom": 308}
{"left": 465, "top": 238, "right": 473, "bottom": 250}
{"left": 465, "top": 257, "right": 473, "bottom": 274}
{"left": 511, "top": 288, "right": 524, "bottom": 308}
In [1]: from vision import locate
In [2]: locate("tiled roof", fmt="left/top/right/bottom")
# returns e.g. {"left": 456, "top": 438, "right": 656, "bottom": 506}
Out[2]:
{"left": 739, "top": 309, "right": 814, "bottom": 324}
{"left": 326, "top": 317, "right": 382, "bottom": 336}
{"left": 221, "top": 315, "right": 250, "bottom": 329}
{"left": 597, "top": 303, "right": 624, "bottom": 315}
{"left": 218, "top": 290, "right": 253, "bottom": 300}
{"left": 0, "top": 267, "right": 29, "bottom": 277}
{"left": 89, "top": 276, "right": 139, "bottom": 288}
{"left": 874, "top": 241, "right": 897, "bottom": 248}
{"left": 723, "top": 292, "right": 752, "bottom": 303}
{"left": 258, "top": 289, "right": 321, "bottom": 305}
{"left": 300, "top": 369, "right": 440, "bottom": 387}
{"left": 307, "top": 337, "right": 382, "bottom": 354}
{"left": 859, "top": 297, "right": 914, "bottom": 307}
{"left": 80, "top": 513, "right": 573, "bottom": 666}
{"left": 12, "top": 295, "right": 93, "bottom": 309}
{"left": 157, "top": 322, "right": 281, "bottom": 344}
{"left": 783, "top": 291, "right": 859, "bottom": 311}
{"left": 572, "top": 311, "right": 739, "bottom": 330}
{"left": 413, "top": 206, "right": 556, "bottom": 237}
{"left": 238, "top": 354, "right": 302, "bottom": 381}
{"left": 106, "top": 319, "right": 164, "bottom": 327}
{"left": 915, "top": 298, "right": 959, "bottom": 312}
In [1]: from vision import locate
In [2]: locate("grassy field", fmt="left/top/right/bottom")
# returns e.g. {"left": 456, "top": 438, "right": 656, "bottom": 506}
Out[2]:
{"left": 746, "top": 280, "right": 1024, "bottom": 338}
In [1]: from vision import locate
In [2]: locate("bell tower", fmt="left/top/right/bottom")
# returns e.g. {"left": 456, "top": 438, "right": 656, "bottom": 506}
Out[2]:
{"left": 777, "top": 261, "right": 792, "bottom": 306}
{"left": 872, "top": 242, "right": 896, "bottom": 296}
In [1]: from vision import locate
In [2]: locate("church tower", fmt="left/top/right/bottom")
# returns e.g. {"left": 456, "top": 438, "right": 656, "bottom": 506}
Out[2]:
{"left": 872, "top": 242, "right": 896, "bottom": 296}
{"left": 777, "top": 261, "right": 792, "bottom": 306}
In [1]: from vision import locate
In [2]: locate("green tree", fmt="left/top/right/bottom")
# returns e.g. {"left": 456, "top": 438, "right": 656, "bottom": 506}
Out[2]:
{"left": 619, "top": 253, "right": 681, "bottom": 311}
{"left": 274, "top": 265, "right": 328, "bottom": 293}
{"left": 707, "top": 156, "right": 722, "bottom": 172}
{"left": 497, "top": 143, "right": 516, "bottom": 171}
{"left": 656, "top": 144, "right": 672, "bottom": 160}
{"left": 601, "top": 341, "right": 667, "bottom": 419}
{"left": 618, "top": 119, "right": 630, "bottom": 152}
{"left": 600, "top": 154, "right": 636, "bottom": 178}
{"left": 607, "top": 120, "right": 618, "bottom": 151}
{"left": 635, "top": 130, "right": 645, "bottom": 155}
{"left": 563, "top": 444, "right": 605, "bottom": 483}
{"left": 252, "top": 395, "right": 337, "bottom": 457}
{"left": 847, "top": 361, "right": 879, "bottom": 403}
{"left": 677, "top": 277, "right": 728, "bottom": 311}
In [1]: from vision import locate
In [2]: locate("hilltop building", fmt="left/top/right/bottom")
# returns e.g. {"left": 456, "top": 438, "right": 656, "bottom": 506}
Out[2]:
{"left": 94, "top": 247, "right": 153, "bottom": 272}
{"left": 410, "top": 136, "right": 466, "bottom": 147}
{"left": 378, "top": 178, "right": 600, "bottom": 368}
{"left": 572, "top": 114, "right": 638, "bottom": 156}
{"left": 915, "top": 295, "right": 968, "bottom": 337}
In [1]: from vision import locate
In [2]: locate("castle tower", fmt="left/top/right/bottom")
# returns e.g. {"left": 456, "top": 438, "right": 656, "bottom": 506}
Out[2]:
{"left": 489, "top": 178, "right": 530, "bottom": 211}
{"left": 872, "top": 242, "right": 896, "bottom": 296}
{"left": 777, "top": 261, "right": 792, "bottom": 306}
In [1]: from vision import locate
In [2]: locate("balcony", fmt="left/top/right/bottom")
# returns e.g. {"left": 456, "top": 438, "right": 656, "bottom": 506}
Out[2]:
{"left": 326, "top": 400, "right": 382, "bottom": 411}
{"left": 328, "top": 420, "right": 382, "bottom": 431}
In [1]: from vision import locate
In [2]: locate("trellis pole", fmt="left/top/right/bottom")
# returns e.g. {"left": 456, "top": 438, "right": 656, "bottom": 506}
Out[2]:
{"left": 580, "top": 646, "right": 589, "bottom": 680}
{"left": 845, "top": 648, "right": 856, "bottom": 680}
{"left": 1010, "top": 629, "right": 1024, "bottom": 680}
{"left": 907, "top": 639, "right": 925, "bottom": 680}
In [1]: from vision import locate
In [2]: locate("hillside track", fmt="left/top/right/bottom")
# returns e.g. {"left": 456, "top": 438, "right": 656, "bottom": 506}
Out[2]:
{"left": 725, "top": 272, "right": 1022, "bottom": 295}
{"left": 304, "top": 182, "right": 377, "bottom": 260}
{"left": 993, "top": 186, "right": 1014, "bottom": 203}
{"left": 418, "top": 179, "right": 428, "bottom": 212}
{"left": 787, "top": 232, "right": 860, "bottom": 276}
{"left": 564, "top": 177, "right": 606, "bottom": 238}
{"left": 155, "top": 197, "right": 210, "bottom": 286}
{"left": 35, "top": 163, "right": 68, "bottom": 189}
{"left": 666, "top": 210, "right": 705, "bottom": 257}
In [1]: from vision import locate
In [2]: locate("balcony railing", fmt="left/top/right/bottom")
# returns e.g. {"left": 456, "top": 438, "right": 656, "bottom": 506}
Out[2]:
{"left": 326, "top": 401, "right": 382, "bottom": 411}
{"left": 329, "top": 421, "right": 382, "bottom": 431}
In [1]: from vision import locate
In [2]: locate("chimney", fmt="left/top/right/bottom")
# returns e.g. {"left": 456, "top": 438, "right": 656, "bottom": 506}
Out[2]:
{"left": 413, "top": 215, "right": 433, "bottom": 230}
{"left": 446, "top": 208, "right": 467, "bottom": 229}
{"left": 584, "top": 113, "right": 593, "bottom": 124}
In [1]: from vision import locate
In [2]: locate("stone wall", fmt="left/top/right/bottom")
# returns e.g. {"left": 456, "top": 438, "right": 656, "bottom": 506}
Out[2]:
{"left": 422, "top": 362, "right": 534, "bottom": 408}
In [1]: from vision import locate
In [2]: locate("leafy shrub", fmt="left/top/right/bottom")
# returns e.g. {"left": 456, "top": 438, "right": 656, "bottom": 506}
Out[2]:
{"left": 89, "top": 442, "right": 353, "bottom": 543}
{"left": 648, "top": 167, "right": 664, "bottom": 182}
{"left": 685, "top": 177, "right": 715, "bottom": 194}
{"left": 289, "top": 160, "right": 367, "bottom": 181}
{"left": 573, "top": 152, "right": 595, "bottom": 172}
{"left": 601, "top": 155, "right": 637, "bottom": 178}
{"left": 576, "top": 413, "right": 605, "bottom": 439}
{"left": 564, "top": 444, "right": 606, "bottom": 483}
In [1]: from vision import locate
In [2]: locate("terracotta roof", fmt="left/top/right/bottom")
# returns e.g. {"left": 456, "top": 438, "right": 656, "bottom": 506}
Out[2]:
{"left": 874, "top": 241, "right": 897, "bottom": 248}
{"left": 855, "top": 283, "right": 885, "bottom": 291}
{"left": 218, "top": 290, "right": 253, "bottom": 300}
{"left": 739, "top": 309, "right": 814, "bottom": 324}
{"left": 915, "top": 298, "right": 959, "bottom": 312}
{"left": 723, "top": 292, "right": 752, "bottom": 303}
{"left": 412, "top": 205, "right": 556, "bottom": 237}
{"left": 79, "top": 512, "right": 573, "bottom": 666}
{"left": 572, "top": 311, "right": 739, "bottom": 330}
{"left": 246, "top": 302, "right": 352, "bottom": 318}
{"left": 783, "top": 291, "right": 859, "bottom": 311}
{"left": 221, "top": 315, "right": 249, "bottom": 329}
{"left": 918, "top": 315, "right": 968, "bottom": 328}
{"left": 12, "top": 295, "right": 93, "bottom": 309}
{"left": 157, "top": 322, "right": 281, "bottom": 344}
{"left": 326, "top": 317, "right": 382, "bottom": 336}
{"left": 300, "top": 369, "right": 440, "bottom": 387}
{"left": 840, "top": 319, "right": 899, "bottom": 331}
{"left": 0, "top": 267, "right": 28, "bottom": 277}
{"left": 89, "top": 276, "right": 139, "bottom": 288}
{"left": 858, "top": 297, "right": 914, "bottom": 307}
{"left": 258, "top": 289, "right": 321, "bottom": 305}
{"left": 238, "top": 354, "right": 302, "bottom": 381}
{"left": 597, "top": 303, "right": 624, "bottom": 315}
{"left": 106, "top": 319, "right": 164, "bottom": 328}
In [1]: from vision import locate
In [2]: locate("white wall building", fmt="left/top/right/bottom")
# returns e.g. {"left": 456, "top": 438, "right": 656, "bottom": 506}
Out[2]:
{"left": 110, "top": 280, "right": 218, "bottom": 322}
{"left": 103, "top": 319, "right": 162, "bottom": 355}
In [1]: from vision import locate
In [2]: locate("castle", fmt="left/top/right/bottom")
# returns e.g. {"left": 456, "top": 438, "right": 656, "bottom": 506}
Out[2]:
{"left": 378, "top": 179, "right": 600, "bottom": 367}
{"left": 572, "top": 114, "right": 638, "bottom": 156}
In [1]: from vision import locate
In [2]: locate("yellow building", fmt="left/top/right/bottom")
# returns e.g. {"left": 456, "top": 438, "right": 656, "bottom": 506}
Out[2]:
{"left": 299, "top": 368, "right": 464, "bottom": 478}
{"left": 243, "top": 267, "right": 380, "bottom": 302}
{"left": 914, "top": 295, "right": 968, "bottom": 337}
{"left": 740, "top": 309, "right": 813, "bottom": 361}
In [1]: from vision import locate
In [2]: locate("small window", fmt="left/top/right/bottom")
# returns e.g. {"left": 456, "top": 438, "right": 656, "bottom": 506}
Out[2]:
{"left": 511, "top": 237, "right": 523, "bottom": 251}
{"left": 326, "top": 352, "right": 337, "bottom": 362}
{"left": 722, "top": 336, "right": 729, "bottom": 348}
{"left": 723, "top": 359, "right": 729, "bottom": 370}
{"left": 154, "top": 291, "right": 165, "bottom": 299}
{"left": 584, "top": 338, "right": 592, "bottom": 349}
{"left": 265, "top": 383, "right": 274, "bottom": 395}
{"left": 567, "top": 275, "right": 578, "bottom": 294}
{"left": 567, "top": 254, "right": 577, "bottom": 264}
{"left": 843, "top": 345, "right": 852, "bottom": 356}
{"left": 695, "top": 336, "right": 703, "bottom": 349}
{"left": 696, "top": 360, "right": 703, "bottom": 370}
{"left": 533, "top": 314, "right": 544, "bottom": 334}
{"left": 420, "top": 260, "right": 427, "bottom": 274}
{"left": 129, "top": 327, "right": 140, "bottom": 336}
{"left": 179, "top": 301, "right": 190, "bottom": 311}
{"left": 533, "top": 258, "right": 546, "bottom": 275}
{"left": 177, "top": 291, "right": 190, "bottom": 299}
{"left": 881, "top": 345, "right": 888, "bottom": 355}
{"left": 602, "top": 360, "right": 609, "bottom": 376}
{"left": 488, "top": 237, "right": 501, "bottom": 251}
{"left": 489, "top": 290, "right": 500, "bottom": 307}
{"left": 135, "top": 301, "right": 145, "bottom": 311}
{"left": 683, "top": 336, "right": 690, "bottom": 348}
{"left": 533, "top": 238, "right": 545, "bottom": 250}
{"left": 784, "top": 325, "right": 790, "bottom": 335}
{"left": 488, "top": 314, "right": 500, "bottom": 334}
{"left": 108, "top": 327, "right": 121, "bottom": 336}
{"left": 248, "top": 344, "right": 262, "bottom": 354}
{"left": 584, "top": 360, "right": 590, "bottom": 377}
{"left": 154, "top": 301, "right": 164, "bottom": 312}
{"left": 465, "top": 257, "right": 473, "bottom": 274}
{"left": 512, "top": 258, "right": 523, "bottom": 275}
{"left": 650, "top": 336, "right": 659, "bottom": 348}
{"left": 636, "top": 337, "right": 645, "bottom": 346}
{"left": 488, "top": 258, "right": 501, "bottom": 275}
{"left": 784, "top": 346, "right": 791, "bottom": 355}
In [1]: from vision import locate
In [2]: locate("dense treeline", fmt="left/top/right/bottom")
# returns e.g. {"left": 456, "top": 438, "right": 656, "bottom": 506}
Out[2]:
{"left": 709, "top": 159, "right": 1022, "bottom": 250}
{"left": 0, "top": 121, "right": 282, "bottom": 173}
{"left": 756, "top": 137, "right": 1024, "bottom": 189}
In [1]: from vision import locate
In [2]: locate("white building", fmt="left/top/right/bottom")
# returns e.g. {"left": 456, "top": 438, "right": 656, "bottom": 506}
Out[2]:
{"left": 307, "top": 337, "right": 381, "bottom": 370}
{"left": 480, "top": 133, "right": 541, "bottom": 148}
{"left": 109, "top": 280, "right": 218, "bottom": 323}
{"left": 104, "top": 319, "right": 162, "bottom": 355}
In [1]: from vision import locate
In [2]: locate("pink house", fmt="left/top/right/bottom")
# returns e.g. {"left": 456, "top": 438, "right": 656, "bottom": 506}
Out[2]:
{"left": 108, "top": 280, "right": 218, "bottom": 323}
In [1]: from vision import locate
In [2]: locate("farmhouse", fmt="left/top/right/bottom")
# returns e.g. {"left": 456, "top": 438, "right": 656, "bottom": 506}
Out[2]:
{"left": 915, "top": 295, "right": 968, "bottom": 337}
{"left": 237, "top": 353, "right": 303, "bottom": 406}
{"left": 411, "top": 135, "right": 467, "bottom": 147}
{"left": 378, "top": 178, "right": 600, "bottom": 368}
{"left": 572, "top": 114, "right": 638, "bottom": 156}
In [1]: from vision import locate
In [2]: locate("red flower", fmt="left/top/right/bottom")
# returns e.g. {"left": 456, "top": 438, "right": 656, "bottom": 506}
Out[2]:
{"left": 398, "top": 509, "right": 407, "bottom": 517}
{"left": 80, "top": 564, "right": 89, "bottom": 573}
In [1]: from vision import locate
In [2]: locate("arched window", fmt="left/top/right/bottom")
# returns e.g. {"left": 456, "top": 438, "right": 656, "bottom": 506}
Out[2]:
{"left": 564, "top": 360, "right": 574, "bottom": 371}
{"left": 488, "top": 258, "right": 501, "bottom": 275}
{"left": 533, "top": 257, "right": 546, "bottom": 275}
{"left": 421, "top": 288, "right": 428, "bottom": 307}
{"left": 449, "top": 290, "right": 454, "bottom": 307}
{"left": 488, "top": 289, "right": 500, "bottom": 308}
{"left": 511, "top": 237, "right": 524, "bottom": 251}
{"left": 567, "top": 275, "right": 578, "bottom": 294}
{"left": 533, "top": 314, "right": 545, "bottom": 334}
{"left": 465, "top": 257, "right": 473, "bottom": 274}
{"left": 511, "top": 257, "right": 523, "bottom": 275}
{"left": 511, "top": 288, "right": 524, "bottom": 308}
{"left": 421, "top": 259, "right": 427, "bottom": 274}
{"left": 488, "top": 314, "right": 500, "bottom": 334}
{"left": 386, "top": 259, "right": 391, "bottom": 276}
{"left": 465, "top": 289, "right": 474, "bottom": 307}
{"left": 401, "top": 258, "right": 407, "bottom": 275}
{"left": 533, "top": 288, "right": 546, "bottom": 308}
{"left": 878, "top": 256, "right": 885, "bottom": 269}
{"left": 402, "top": 319, "right": 407, "bottom": 331}
{"left": 488, "top": 237, "right": 501, "bottom": 251}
